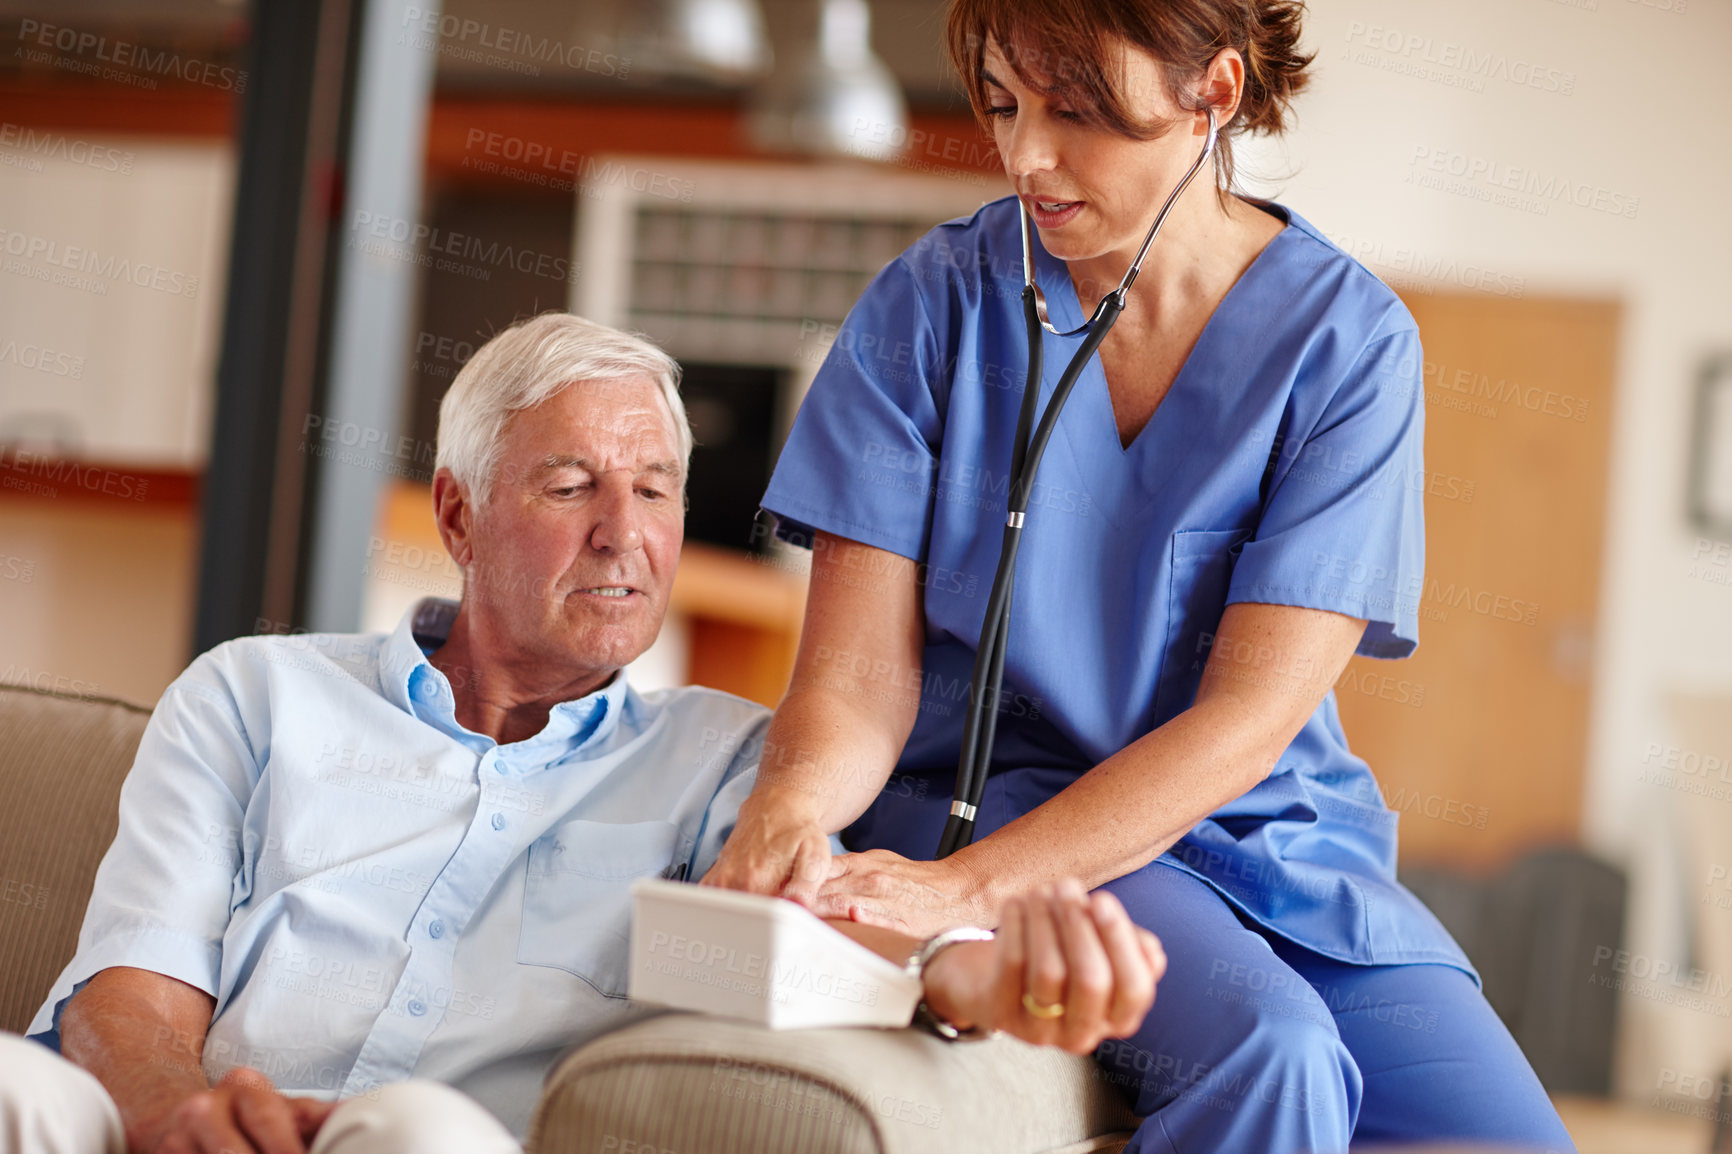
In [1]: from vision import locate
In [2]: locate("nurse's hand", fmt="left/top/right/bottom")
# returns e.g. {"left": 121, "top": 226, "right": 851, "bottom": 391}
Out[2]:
{"left": 700, "top": 793, "right": 834, "bottom": 907}
{"left": 814, "top": 848, "right": 992, "bottom": 937}
{"left": 921, "top": 880, "right": 1166, "bottom": 1053}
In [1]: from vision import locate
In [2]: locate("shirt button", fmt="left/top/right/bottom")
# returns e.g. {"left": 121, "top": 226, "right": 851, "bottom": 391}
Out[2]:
{"left": 408, "top": 1000, "right": 427, "bottom": 1017}
{"left": 491, "top": 812, "right": 506, "bottom": 830}
{"left": 428, "top": 920, "right": 445, "bottom": 939}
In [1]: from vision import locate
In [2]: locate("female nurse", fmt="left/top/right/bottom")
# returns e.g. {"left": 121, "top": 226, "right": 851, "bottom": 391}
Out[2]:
{"left": 705, "top": 1, "right": 1575, "bottom": 1149}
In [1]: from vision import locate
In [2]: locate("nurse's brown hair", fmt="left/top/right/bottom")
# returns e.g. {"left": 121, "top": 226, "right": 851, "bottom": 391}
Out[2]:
{"left": 944, "top": 0, "right": 1312, "bottom": 192}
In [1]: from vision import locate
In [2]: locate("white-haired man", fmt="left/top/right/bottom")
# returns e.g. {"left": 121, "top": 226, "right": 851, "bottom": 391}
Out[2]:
{"left": 0, "top": 313, "right": 1166, "bottom": 1153}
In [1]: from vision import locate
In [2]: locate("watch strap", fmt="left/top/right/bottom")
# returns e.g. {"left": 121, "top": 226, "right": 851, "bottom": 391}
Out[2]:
{"left": 904, "top": 926, "right": 996, "bottom": 1041}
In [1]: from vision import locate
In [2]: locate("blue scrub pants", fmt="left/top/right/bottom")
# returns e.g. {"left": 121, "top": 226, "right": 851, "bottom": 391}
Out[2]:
{"left": 1093, "top": 862, "right": 1578, "bottom": 1154}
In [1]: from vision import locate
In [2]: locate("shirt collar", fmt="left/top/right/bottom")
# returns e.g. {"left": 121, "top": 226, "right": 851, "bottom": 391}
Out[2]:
{"left": 380, "top": 597, "right": 632, "bottom": 757}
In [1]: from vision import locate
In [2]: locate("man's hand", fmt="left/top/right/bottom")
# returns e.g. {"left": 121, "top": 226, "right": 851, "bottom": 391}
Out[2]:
{"left": 60, "top": 967, "right": 337, "bottom": 1154}
{"left": 920, "top": 880, "right": 1165, "bottom": 1054}
{"left": 701, "top": 792, "right": 833, "bottom": 907}
{"left": 149, "top": 1068, "right": 334, "bottom": 1154}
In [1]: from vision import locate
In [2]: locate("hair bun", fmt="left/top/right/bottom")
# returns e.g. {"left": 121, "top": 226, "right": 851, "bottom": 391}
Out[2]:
{"left": 1238, "top": 0, "right": 1312, "bottom": 135}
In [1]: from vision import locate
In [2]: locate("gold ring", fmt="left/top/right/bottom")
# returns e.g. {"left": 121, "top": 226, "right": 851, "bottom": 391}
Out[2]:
{"left": 1021, "top": 992, "right": 1066, "bottom": 1019}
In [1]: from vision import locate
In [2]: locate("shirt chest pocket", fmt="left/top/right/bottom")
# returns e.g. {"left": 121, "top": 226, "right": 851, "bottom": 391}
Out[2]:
{"left": 518, "top": 818, "right": 683, "bottom": 998}
{"left": 1153, "top": 527, "right": 1254, "bottom": 725}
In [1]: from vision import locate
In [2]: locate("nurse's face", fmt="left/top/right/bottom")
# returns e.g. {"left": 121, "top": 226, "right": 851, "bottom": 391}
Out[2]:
{"left": 981, "top": 35, "right": 1227, "bottom": 271}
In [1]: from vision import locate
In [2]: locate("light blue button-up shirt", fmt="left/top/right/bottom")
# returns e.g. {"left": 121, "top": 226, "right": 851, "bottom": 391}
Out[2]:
{"left": 28, "top": 599, "right": 771, "bottom": 1137}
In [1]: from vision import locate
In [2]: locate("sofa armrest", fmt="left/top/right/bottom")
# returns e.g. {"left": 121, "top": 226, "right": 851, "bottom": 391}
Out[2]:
{"left": 528, "top": 1013, "right": 1139, "bottom": 1154}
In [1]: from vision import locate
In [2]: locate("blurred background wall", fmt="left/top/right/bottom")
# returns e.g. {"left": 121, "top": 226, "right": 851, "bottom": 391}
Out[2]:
{"left": 0, "top": 0, "right": 1728, "bottom": 1144}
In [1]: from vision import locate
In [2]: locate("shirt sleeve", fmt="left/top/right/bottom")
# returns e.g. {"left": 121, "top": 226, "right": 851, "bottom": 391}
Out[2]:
{"left": 685, "top": 713, "right": 846, "bottom": 884}
{"left": 759, "top": 255, "right": 946, "bottom": 561}
{"left": 1227, "top": 327, "right": 1426, "bottom": 658}
{"left": 25, "top": 652, "right": 259, "bottom": 1048}
{"left": 685, "top": 704, "right": 766, "bottom": 883}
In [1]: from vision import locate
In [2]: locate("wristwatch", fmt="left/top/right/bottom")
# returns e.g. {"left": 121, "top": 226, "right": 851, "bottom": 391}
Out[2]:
{"left": 903, "top": 926, "right": 997, "bottom": 1041}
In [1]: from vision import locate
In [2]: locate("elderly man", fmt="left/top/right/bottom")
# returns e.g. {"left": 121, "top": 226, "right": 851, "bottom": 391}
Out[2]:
{"left": 1, "top": 313, "right": 1165, "bottom": 1154}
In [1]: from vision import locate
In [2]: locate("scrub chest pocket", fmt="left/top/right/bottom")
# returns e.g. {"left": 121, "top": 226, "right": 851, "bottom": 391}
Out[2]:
{"left": 1154, "top": 527, "right": 1254, "bottom": 724}
{"left": 519, "top": 818, "right": 682, "bottom": 997}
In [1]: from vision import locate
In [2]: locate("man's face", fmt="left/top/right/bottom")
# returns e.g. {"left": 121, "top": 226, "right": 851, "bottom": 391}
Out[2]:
{"left": 457, "top": 375, "right": 684, "bottom": 680}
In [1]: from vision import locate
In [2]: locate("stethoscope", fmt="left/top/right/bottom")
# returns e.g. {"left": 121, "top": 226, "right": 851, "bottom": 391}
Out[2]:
{"left": 935, "top": 108, "right": 1220, "bottom": 859}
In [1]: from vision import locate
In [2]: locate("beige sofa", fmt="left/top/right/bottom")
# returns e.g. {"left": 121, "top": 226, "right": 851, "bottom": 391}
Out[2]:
{"left": 0, "top": 683, "right": 1140, "bottom": 1152}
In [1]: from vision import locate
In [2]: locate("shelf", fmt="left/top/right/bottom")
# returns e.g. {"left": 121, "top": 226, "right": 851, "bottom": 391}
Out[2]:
{"left": 0, "top": 451, "right": 200, "bottom": 508}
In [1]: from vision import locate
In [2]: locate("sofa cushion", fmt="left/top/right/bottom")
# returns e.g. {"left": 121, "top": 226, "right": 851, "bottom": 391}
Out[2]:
{"left": 528, "top": 1012, "right": 1139, "bottom": 1154}
{"left": 0, "top": 685, "right": 149, "bottom": 1035}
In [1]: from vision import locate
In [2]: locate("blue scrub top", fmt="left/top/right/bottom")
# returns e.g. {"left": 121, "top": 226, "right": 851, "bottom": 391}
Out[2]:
{"left": 760, "top": 196, "right": 1471, "bottom": 975}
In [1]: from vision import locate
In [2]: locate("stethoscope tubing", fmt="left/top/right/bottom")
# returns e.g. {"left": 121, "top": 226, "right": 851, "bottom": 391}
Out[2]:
{"left": 936, "top": 290, "right": 1123, "bottom": 858}
{"left": 935, "top": 110, "right": 1219, "bottom": 860}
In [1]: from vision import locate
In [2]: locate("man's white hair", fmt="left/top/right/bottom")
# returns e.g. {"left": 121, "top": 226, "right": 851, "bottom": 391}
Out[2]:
{"left": 435, "top": 312, "right": 690, "bottom": 502}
